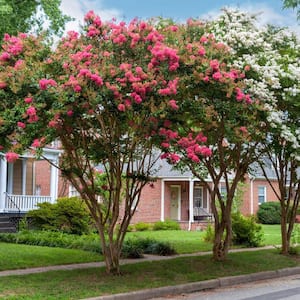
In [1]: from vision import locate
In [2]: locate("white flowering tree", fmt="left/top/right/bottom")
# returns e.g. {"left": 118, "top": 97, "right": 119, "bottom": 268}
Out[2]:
{"left": 209, "top": 9, "right": 300, "bottom": 254}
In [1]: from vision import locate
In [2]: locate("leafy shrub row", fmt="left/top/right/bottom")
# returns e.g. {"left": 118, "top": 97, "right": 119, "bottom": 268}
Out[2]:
{"left": 0, "top": 230, "right": 176, "bottom": 258}
{"left": 202, "top": 214, "right": 264, "bottom": 247}
{"left": 26, "top": 197, "right": 94, "bottom": 235}
{"left": 257, "top": 202, "right": 281, "bottom": 224}
{"left": 232, "top": 213, "right": 263, "bottom": 247}
{"left": 128, "top": 220, "right": 181, "bottom": 232}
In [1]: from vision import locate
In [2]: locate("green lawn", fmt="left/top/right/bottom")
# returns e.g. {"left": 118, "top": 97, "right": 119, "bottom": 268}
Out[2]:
{"left": 0, "top": 224, "right": 286, "bottom": 272}
{"left": 261, "top": 224, "right": 282, "bottom": 245}
{"left": 126, "top": 229, "right": 212, "bottom": 253}
{"left": 0, "top": 243, "right": 103, "bottom": 271}
{"left": 0, "top": 249, "right": 298, "bottom": 300}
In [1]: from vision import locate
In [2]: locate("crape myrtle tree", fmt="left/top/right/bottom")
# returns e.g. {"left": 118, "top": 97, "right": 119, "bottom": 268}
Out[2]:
{"left": 0, "top": 12, "right": 223, "bottom": 273}
{"left": 157, "top": 19, "right": 266, "bottom": 261}
{"left": 209, "top": 9, "right": 300, "bottom": 254}
{"left": 0, "top": 12, "right": 263, "bottom": 270}
{"left": 0, "top": 0, "right": 71, "bottom": 41}
{"left": 0, "top": 12, "right": 184, "bottom": 274}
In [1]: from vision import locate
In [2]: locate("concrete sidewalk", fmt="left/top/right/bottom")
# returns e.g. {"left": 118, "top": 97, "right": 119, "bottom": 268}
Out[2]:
{"left": 1, "top": 246, "right": 299, "bottom": 300}
{"left": 0, "top": 245, "right": 275, "bottom": 277}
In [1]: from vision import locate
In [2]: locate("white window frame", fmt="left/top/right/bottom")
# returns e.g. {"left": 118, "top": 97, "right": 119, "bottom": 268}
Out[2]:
{"left": 258, "top": 186, "right": 267, "bottom": 204}
{"left": 193, "top": 186, "right": 203, "bottom": 208}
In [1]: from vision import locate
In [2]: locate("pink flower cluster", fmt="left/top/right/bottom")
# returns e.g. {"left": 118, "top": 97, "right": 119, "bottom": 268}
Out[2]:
{"left": 150, "top": 44, "right": 179, "bottom": 71}
{"left": 235, "top": 88, "right": 252, "bottom": 104}
{"left": 1, "top": 33, "right": 25, "bottom": 59}
{"left": 5, "top": 152, "right": 19, "bottom": 163}
{"left": 177, "top": 133, "right": 211, "bottom": 163}
{"left": 39, "top": 78, "right": 57, "bottom": 90}
{"left": 26, "top": 106, "right": 39, "bottom": 123}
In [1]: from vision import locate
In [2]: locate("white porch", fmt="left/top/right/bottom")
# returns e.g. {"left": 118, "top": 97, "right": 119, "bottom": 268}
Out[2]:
{"left": 0, "top": 148, "right": 60, "bottom": 213}
{"left": 160, "top": 178, "right": 213, "bottom": 230}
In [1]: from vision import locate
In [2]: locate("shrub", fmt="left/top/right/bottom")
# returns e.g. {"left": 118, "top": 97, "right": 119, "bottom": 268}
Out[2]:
{"left": 153, "top": 219, "right": 181, "bottom": 231}
{"left": 26, "top": 197, "right": 93, "bottom": 235}
{"left": 257, "top": 202, "right": 281, "bottom": 224}
{"left": 202, "top": 224, "right": 214, "bottom": 243}
{"left": 0, "top": 230, "right": 102, "bottom": 253}
{"left": 121, "top": 237, "right": 176, "bottom": 258}
{"left": 134, "top": 222, "right": 152, "bottom": 231}
{"left": 232, "top": 213, "right": 264, "bottom": 247}
{"left": 121, "top": 238, "right": 144, "bottom": 258}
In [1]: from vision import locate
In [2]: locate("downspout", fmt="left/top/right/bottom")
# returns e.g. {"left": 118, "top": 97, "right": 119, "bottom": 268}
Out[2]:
{"left": 160, "top": 179, "right": 165, "bottom": 221}
{"left": 188, "top": 178, "right": 194, "bottom": 231}
{"left": 250, "top": 175, "right": 254, "bottom": 215}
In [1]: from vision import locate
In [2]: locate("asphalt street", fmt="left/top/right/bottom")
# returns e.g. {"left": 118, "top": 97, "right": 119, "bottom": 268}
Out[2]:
{"left": 150, "top": 274, "right": 300, "bottom": 300}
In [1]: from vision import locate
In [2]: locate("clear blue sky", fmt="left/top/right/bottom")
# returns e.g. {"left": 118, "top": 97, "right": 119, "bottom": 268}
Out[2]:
{"left": 60, "top": 0, "right": 299, "bottom": 34}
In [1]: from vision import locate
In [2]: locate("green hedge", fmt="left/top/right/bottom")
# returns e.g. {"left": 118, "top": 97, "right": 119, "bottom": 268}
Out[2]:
{"left": 257, "top": 202, "right": 281, "bottom": 224}
{"left": 26, "top": 197, "right": 93, "bottom": 235}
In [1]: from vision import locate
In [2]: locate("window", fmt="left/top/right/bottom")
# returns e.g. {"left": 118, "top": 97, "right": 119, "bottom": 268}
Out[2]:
{"left": 220, "top": 185, "right": 227, "bottom": 200}
{"left": 69, "top": 185, "right": 80, "bottom": 197}
{"left": 258, "top": 186, "right": 266, "bottom": 204}
{"left": 194, "top": 186, "right": 203, "bottom": 207}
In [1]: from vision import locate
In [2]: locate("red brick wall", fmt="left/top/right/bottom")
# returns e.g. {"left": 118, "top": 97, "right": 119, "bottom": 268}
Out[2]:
{"left": 130, "top": 180, "right": 162, "bottom": 224}
{"left": 35, "top": 160, "right": 51, "bottom": 196}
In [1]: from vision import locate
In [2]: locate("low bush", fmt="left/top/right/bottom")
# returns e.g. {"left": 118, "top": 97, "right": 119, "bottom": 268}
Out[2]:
{"left": 153, "top": 219, "right": 181, "bottom": 231}
{"left": 121, "top": 237, "right": 176, "bottom": 258}
{"left": 202, "top": 224, "right": 214, "bottom": 243}
{"left": 0, "top": 230, "right": 102, "bottom": 253}
{"left": 134, "top": 222, "right": 152, "bottom": 231}
{"left": 257, "top": 202, "right": 281, "bottom": 224}
{"left": 26, "top": 197, "right": 93, "bottom": 235}
{"left": 232, "top": 213, "right": 263, "bottom": 247}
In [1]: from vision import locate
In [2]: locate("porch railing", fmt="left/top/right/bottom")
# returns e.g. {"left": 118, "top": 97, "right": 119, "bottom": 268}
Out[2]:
{"left": 193, "top": 207, "right": 213, "bottom": 221}
{"left": 5, "top": 194, "right": 52, "bottom": 212}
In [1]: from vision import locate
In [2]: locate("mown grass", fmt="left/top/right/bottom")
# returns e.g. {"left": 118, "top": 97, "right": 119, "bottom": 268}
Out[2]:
{"left": 0, "top": 249, "right": 298, "bottom": 300}
{"left": 0, "top": 243, "right": 102, "bottom": 271}
{"left": 126, "top": 229, "right": 212, "bottom": 253}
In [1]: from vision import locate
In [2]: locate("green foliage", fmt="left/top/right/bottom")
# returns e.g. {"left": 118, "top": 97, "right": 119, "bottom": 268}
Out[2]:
{"left": 121, "top": 237, "right": 176, "bottom": 258}
{"left": 153, "top": 220, "right": 181, "bottom": 231}
{"left": 257, "top": 202, "right": 281, "bottom": 224}
{"left": 232, "top": 213, "right": 264, "bottom": 247}
{"left": 0, "top": 230, "right": 102, "bottom": 253}
{"left": 202, "top": 224, "right": 215, "bottom": 243}
{"left": 134, "top": 222, "right": 152, "bottom": 231}
{"left": 0, "top": 0, "right": 72, "bottom": 41}
{"left": 26, "top": 197, "right": 93, "bottom": 235}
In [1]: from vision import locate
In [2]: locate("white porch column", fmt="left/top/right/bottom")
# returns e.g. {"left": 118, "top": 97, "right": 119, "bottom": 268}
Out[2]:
{"left": 7, "top": 163, "right": 13, "bottom": 194}
{"left": 22, "top": 159, "right": 27, "bottom": 195}
{"left": 160, "top": 179, "right": 165, "bottom": 221}
{"left": 0, "top": 156, "right": 7, "bottom": 211}
{"left": 50, "top": 161, "right": 58, "bottom": 203}
{"left": 188, "top": 178, "right": 194, "bottom": 230}
{"left": 250, "top": 176, "right": 254, "bottom": 215}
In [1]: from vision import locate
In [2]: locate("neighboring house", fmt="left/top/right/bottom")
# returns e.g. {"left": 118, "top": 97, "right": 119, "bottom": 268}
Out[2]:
{"left": 129, "top": 159, "right": 280, "bottom": 230}
{"left": 0, "top": 147, "right": 62, "bottom": 214}
{"left": 0, "top": 149, "right": 280, "bottom": 231}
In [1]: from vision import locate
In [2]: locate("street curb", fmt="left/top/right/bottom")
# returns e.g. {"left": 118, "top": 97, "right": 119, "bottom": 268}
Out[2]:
{"left": 82, "top": 267, "right": 300, "bottom": 300}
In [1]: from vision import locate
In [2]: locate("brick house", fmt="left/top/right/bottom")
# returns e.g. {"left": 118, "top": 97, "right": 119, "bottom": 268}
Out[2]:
{"left": 0, "top": 147, "right": 63, "bottom": 214}
{"left": 129, "top": 159, "right": 279, "bottom": 230}
{"left": 0, "top": 150, "right": 279, "bottom": 231}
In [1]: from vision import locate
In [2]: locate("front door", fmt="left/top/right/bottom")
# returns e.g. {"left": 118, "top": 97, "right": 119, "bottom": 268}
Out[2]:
{"left": 170, "top": 185, "right": 180, "bottom": 220}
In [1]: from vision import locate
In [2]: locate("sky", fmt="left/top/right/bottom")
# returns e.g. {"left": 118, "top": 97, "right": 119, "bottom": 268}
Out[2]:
{"left": 60, "top": 0, "right": 299, "bottom": 35}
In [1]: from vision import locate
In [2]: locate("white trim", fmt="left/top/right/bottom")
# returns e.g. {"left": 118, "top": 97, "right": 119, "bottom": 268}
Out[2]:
{"left": 188, "top": 179, "right": 194, "bottom": 230}
{"left": 7, "top": 163, "right": 13, "bottom": 194}
{"left": 50, "top": 161, "right": 58, "bottom": 203}
{"left": 0, "top": 157, "right": 7, "bottom": 211}
{"left": 250, "top": 177, "right": 254, "bottom": 214}
{"left": 160, "top": 179, "right": 165, "bottom": 221}
{"left": 22, "top": 159, "right": 27, "bottom": 195}
{"left": 258, "top": 185, "right": 267, "bottom": 204}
